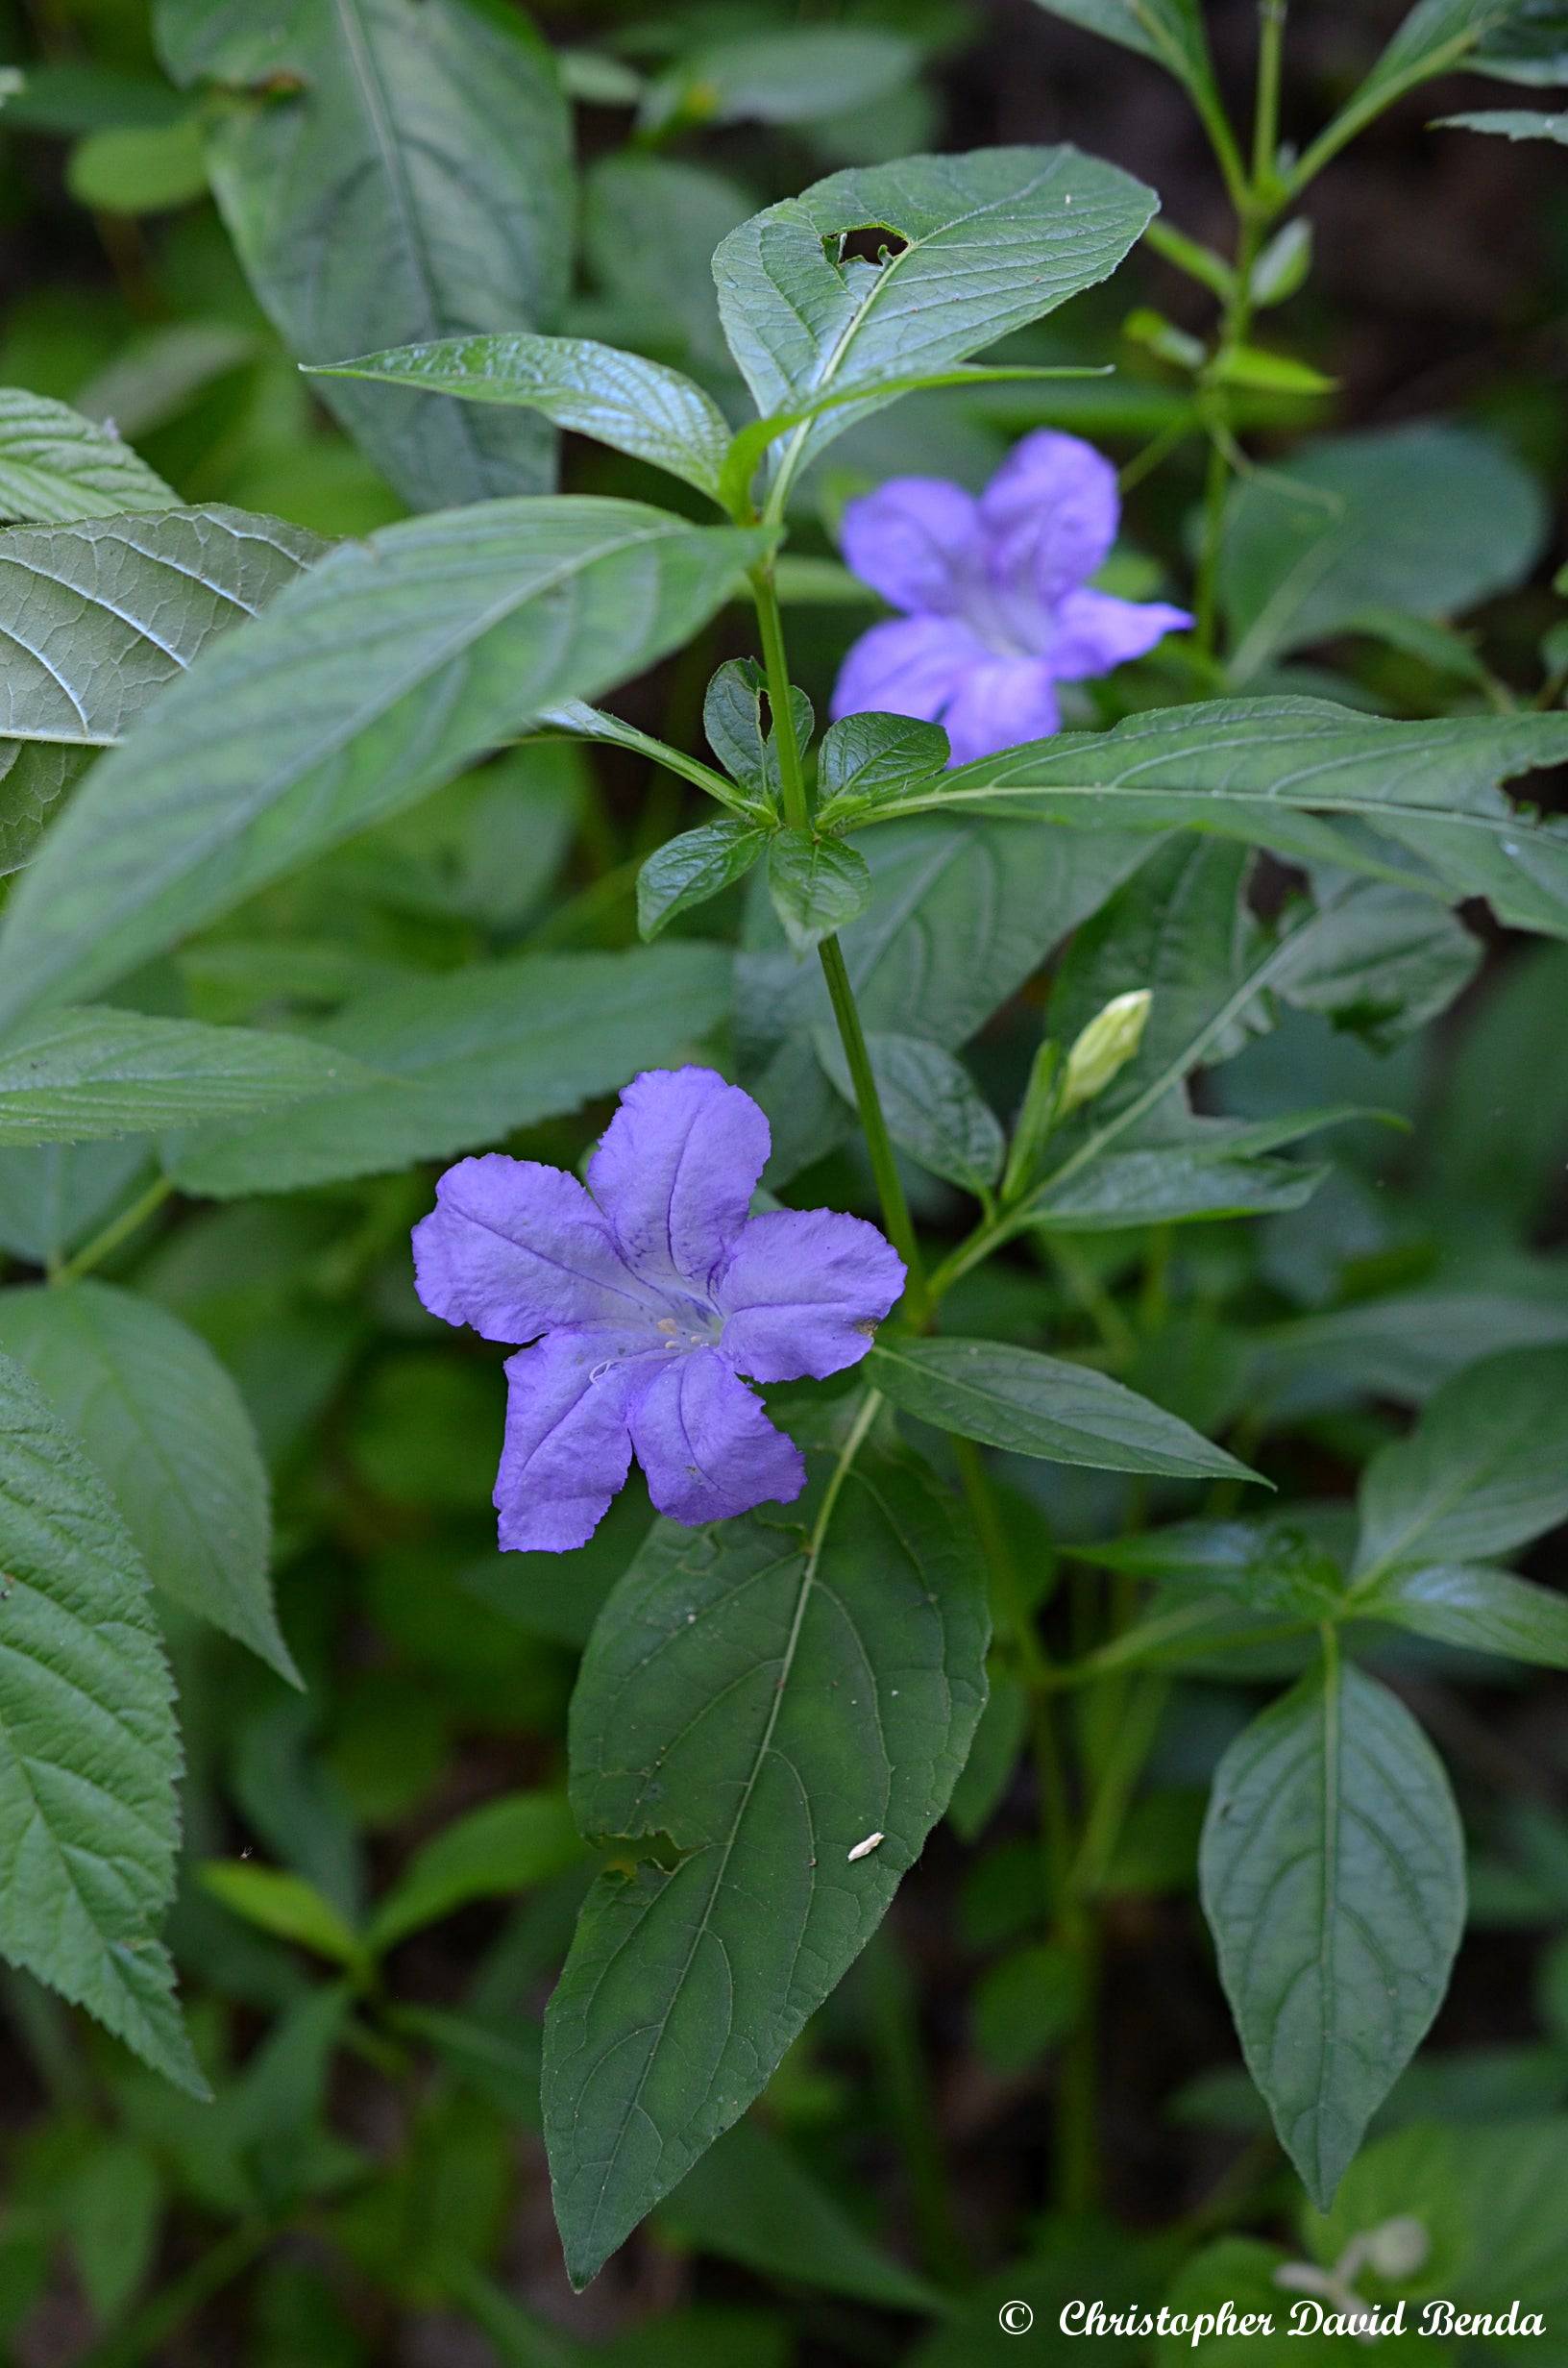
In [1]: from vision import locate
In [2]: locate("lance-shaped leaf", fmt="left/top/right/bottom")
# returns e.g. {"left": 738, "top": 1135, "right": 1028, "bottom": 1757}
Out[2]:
{"left": 309, "top": 333, "right": 733, "bottom": 505}
{"left": 1344, "top": 0, "right": 1518, "bottom": 136}
{"left": 164, "top": 942, "right": 729, "bottom": 1196}
{"left": 869, "top": 1337, "right": 1257, "bottom": 1480}
{"left": 1352, "top": 1562, "right": 1568, "bottom": 1667}
{"left": 0, "top": 501, "right": 768, "bottom": 1031}
{"left": 0, "top": 388, "right": 174, "bottom": 524}
{"left": 815, "top": 1029, "right": 1003, "bottom": 1194}
{"left": 893, "top": 700, "right": 1568, "bottom": 942}
{"left": 157, "top": 0, "right": 573, "bottom": 512}
{"left": 0, "top": 1349, "right": 205, "bottom": 2094}
{"left": 1200, "top": 1660, "right": 1464, "bottom": 2208}
{"left": 0, "top": 506, "right": 324, "bottom": 875}
{"left": 1353, "top": 1344, "right": 1568, "bottom": 1578}
{"left": 0, "top": 1006, "right": 372, "bottom": 1145}
{"left": 0, "top": 1280, "right": 290, "bottom": 1681}
{"left": 543, "top": 1437, "right": 988, "bottom": 2287}
{"left": 1441, "top": 105, "right": 1568, "bottom": 138}
{"left": 637, "top": 819, "right": 772, "bottom": 940}
{"left": 713, "top": 146, "right": 1156, "bottom": 500}
{"left": 1024, "top": 0, "right": 1219, "bottom": 98}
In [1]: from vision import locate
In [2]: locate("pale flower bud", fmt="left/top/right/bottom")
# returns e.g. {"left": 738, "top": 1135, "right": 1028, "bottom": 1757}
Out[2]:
{"left": 1060, "top": 989, "right": 1152, "bottom": 1117}
{"left": 1360, "top": 2216, "right": 1430, "bottom": 2282}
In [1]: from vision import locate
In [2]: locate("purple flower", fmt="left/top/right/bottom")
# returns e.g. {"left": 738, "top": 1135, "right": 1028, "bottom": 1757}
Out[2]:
{"left": 411, "top": 1066, "right": 906, "bottom": 1552}
{"left": 830, "top": 430, "right": 1192, "bottom": 765}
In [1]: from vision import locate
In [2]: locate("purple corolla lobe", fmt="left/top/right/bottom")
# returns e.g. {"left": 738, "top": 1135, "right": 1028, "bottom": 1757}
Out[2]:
{"left": 831, "top": 429, "right": 1191, "bottom": 764}
{"left": 412, "top": 1066, "right": 905, "bottom": 1552}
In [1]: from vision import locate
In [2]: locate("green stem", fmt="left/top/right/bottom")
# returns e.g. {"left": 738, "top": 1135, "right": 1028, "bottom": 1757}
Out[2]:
{"left": 750, "top": 564, "right": 932, "bottom": 1322}
{"left": 53, "top": 1175, "right": 173, "bottom": 1285}
{"left": 1285, "top": 34, "right": 1479, "bottom": 198}
{"left": 864, "top": 1930, "right": 973, "bottom": 2286}
{"left": 1252, "top": 0, "right": 1288, "bottom": 192}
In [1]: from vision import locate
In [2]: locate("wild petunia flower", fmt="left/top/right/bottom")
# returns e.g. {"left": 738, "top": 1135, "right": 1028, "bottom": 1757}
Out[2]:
{"left": 830, "top": 429, "right": 1191, "bottom": 765}
{"left": 412, "top": 1067, "right": 905, "bottom": 1552}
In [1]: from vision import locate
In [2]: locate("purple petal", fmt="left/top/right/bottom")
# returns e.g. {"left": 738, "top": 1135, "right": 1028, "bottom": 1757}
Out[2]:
{"left": 413, "top": 1154, "right": 653, "bottom": 1344}
{"left": 831, "top": 614, "right": 989, "bottom": 731}
{"left": 495, "top": 1330, "right": 644, "bottom": 1552}
{"left": 715, "top": 1207, "right": 906, "bottom": 1382}
{"left": 840, "top": 477, "right": 984, "bottom": 615}
{"left": 626, "top": 1346, "right": 805, "bottom": 1525}
{"left": 588, "top": 1066, "right": 771, "bottom": 1297}
{"left": 980, "top": 431, "right": 1118, "bottom": 606}
{"left": 939, "top": 659, "right": 1062, "bottom": 766}
{"left": 1050, "top": 587, "right": 1192, "bottom": 679}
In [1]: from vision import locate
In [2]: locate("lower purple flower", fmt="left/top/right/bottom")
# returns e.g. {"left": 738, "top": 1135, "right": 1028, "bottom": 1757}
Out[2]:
{"left": 830, "top": 429, "right": 1192, "bottom": 765}
{"left": 411, "top": 1066, "right": 906, "bottom": 1552}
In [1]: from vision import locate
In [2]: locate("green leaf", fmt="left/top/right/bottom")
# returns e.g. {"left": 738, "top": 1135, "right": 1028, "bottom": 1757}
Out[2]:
{"left": 815, "top": 1029, "right": 1004, "bottom": 1193}
{"left": 200, "top": 1860, "right": 364, "bottom": 1968}
{"left": 1199, "top": 1659, "right": 1465, "bottom": 2208}
{"left": 543, "top": 1437, "right": 988, "bottom": 2287}
{"left": 814, "top": 711, "right": 950, "bottom": 826}
{"left": 0, "top": 506, "right": 324, "bottom": 876}
{"left": 1219, "top": 425, "right": 1547, "bottom": 677}
{"left": 1077, "top": 1517, "right": 1345, "bottom": 1613}
{"left": 0, "top": 1007, "right": 371, "bottom": 1145}
{"left": 713, "top": 146, "right": 1156, "bottom": 504}
{"left": 0, "top": 389, "right": 174, "bottom": 524}
{"left": 368, "top": 1793, "right": 583, "bottom": 1953}
{"left": 768, "top": 830, "right": 872, "bottom": 953}
{"left": 1439, "top": 104, "right": 1568, "bottom": 136}
{"left": 581, "top": 154, "right": 750, "bottom": 382}
{"left": 66, "top": 116, "right": 208, "bottom": 215}
{"left": 0, "top": 1280, "right": 291, "bottom": 1681}
{"left": 1023, "top": 0, "right": 1219, "bottom": 97}
{"left": 741, "top": 817, "right": 1151, "bottom": 1180}
{"left": 165, "top": 942, "right": 728, "bottom": 1196}
{"left": 1025, "top": 1141, "right": 1326, "bottom": 1228}
{"left": 659, "top": 2116, "right": 943, "bottom": 2313}
{"left": 157, "top": 0, "right": 573, "bottom": 512}
{"left": 704, "top": 657, "right": 812, "bottom": 801}
{"left": 0, "top": 501, "right": 768, "bottom": 1030}
{"left": 1334, "top": 2, "right": 1517, "bottom": 148}
{"left": 0, "top": 1142, "right": 151, "bottom": 1269}
{"left": 1353, "top": 1345, "right": 1568, "bottom": 1578}
{"left": 897, "top": 701, "right": 1568, "bottom": 942}
{"left": 972, "top": 1938, "right": 1084, "bottom": 2075}
{"left": 1209, "top": 344, "right": 1336, "bottom": 396}
{"left": 308, "top": 334, "right": 733, "bottom": 505}
{"left": 869, "top": 1337, "right": 1258, "bottom": 1480}
{"left": 1475, "top": 0, "right": 1568, "bottom": 82}
{"left": 1354, "top": 1562, "right": 1568, "bottom": 1666}
{"left": 1277, "top": 877, "right": 1481, "bottom": 1046}
{"left": 0, "top": 1349, "right": 205, "bottom": 2094}
{"left": 641, "top": 26, "right": 918, "bottom": 134}
{"left": 66, "top": 2135, "right": 164, "bottom": 2326}
{"left": 637, "top": 821, "right": 772, "bottom": 941}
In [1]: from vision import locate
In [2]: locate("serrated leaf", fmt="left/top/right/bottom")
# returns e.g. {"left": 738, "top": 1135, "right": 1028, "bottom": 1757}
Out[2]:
{"left": 768, "top": 830, "right": 872, "bottom": 952}
{"left": 704, "top": 657, "right": 812, "bottom": 799}
{"left": 0, "top": 1007, "right": 372, "bottom": 1144}
{"left": 1353, "top": 1344, "right": 1568, "bottom": 1578}
{"left": 0, "top": 506, "right": 324, "bottom": 876}
{"left": 0, "top": 1349, "right": 205, "bottom": 2094}
{"left": 1219, "top": 425, "right": 1547, "bottom": 677}
{"left": 1439, "top": 104, "right": 1568, "bottom": 136}
{"left": 0, "top": 1280, "right": 290, "bottom": 1680}
{"left": 368, "top": 1793, "right": 584, "bottom": 1953}
{"left": 816, "top": 1028, "right": 1004, "bottom": 1192}
{"left": 0, "top": 501, "right": 768, "bottom": 1030}
{"left": 814, "top": 711, "right": 950, "bottom": 826}
{"left": 713, "top": 146, "right": 1156, "bottom": 502}
{"left": 157, "top": 0, "right": 573, "bottom": 512}
{"left": 869, "top": 1337, "right": 1257, "bottom": 1480}
{"left": 310, "top": 333, "right": 732, "bottom": 504}
{"left": 637, "top": 820, "right": 772, "bottom": 940}
{"left": 0, "top": 388, "right": 174, "bottom": 524}
{"left": 200, "top": 1861, "right": 363, "bottom": 1967}
{"left": 1353, "top": 1561, "right": 1568, "bottom": 1666}
{"left": 543, "top": 1438, "right": 988, "bottom": 2287}
{"left": 898, "top": 700, "right": 1568, "bottom": 942}
{"left": 165, "top": 942, "right": 728, "bottom": 1196}
{"left": 1024, "top": 0, "right": 1219, "bottom": 94}
{"left": 1200, "top": 1661, "right": 1464, "bottom": 2208}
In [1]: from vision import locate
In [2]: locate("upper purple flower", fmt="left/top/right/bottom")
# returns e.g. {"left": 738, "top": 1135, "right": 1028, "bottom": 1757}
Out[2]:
{"left": 411, "top": 1067, "right": 906, "bottom": 1553}
{"left": 830, "top": 430, "right": 1192, "bottom": 766}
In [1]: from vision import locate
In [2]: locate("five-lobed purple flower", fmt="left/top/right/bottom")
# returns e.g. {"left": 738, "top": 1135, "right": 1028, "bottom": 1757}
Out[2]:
{"left": 830, "top": 429, "right": 1192, "bottom": 765}
{"left": 412, "top": 1066, "right": 905, "bottom": 1552}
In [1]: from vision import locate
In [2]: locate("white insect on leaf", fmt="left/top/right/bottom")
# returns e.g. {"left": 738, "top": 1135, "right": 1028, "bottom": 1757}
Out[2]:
{"left": 846, "top": 1831, "right": 884, "bottom": 1862}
